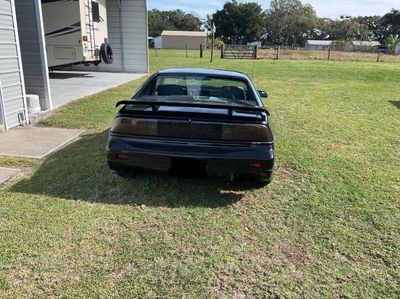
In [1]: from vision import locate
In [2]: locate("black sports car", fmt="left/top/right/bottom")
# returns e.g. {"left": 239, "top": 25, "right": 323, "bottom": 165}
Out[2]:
{"left": 107, "top": 68, "right": 275, "bottom": 185}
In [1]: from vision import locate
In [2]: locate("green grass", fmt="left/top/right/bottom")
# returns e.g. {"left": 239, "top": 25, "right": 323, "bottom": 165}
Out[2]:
{"left": 0, "top": 156, "right": 39, "bottom": 169}
{"left": 0, "top": 50, "right": 399, "bottom": 298}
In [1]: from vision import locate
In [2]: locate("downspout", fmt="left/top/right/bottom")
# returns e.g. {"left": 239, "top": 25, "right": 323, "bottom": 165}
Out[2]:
{"left": 35, "top": 0, "right": 52, "bottom": 111}
{"left": 144, "top": 0, "right": 149, "bottom": 73}
{"left": 118, "top": 0, "right": 125, "bottom": 72}
{"left": 0, "top": 80, "right": 8, "bottom": 131}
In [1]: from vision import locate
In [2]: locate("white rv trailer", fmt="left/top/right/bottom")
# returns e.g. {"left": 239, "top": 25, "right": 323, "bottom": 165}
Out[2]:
{"left": 41, "top": 0, "right": 113, "bottom": 68}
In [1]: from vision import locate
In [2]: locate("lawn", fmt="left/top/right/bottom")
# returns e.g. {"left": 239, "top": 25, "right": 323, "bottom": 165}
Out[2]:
{"left": 0, "top": 50, "right": 399, "bottom": 298}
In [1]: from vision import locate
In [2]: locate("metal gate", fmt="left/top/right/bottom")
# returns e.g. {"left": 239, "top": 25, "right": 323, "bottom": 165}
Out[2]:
{"left": 0, "top": 0, "right": 27, "bottom": 130}
{"left": 221, "top": 45, "right": 258, "bottom": 60}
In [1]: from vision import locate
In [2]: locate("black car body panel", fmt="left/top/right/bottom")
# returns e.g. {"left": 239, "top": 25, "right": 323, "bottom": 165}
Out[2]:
{"left": 107, "top": 68, "right": 275, "bottom": 183}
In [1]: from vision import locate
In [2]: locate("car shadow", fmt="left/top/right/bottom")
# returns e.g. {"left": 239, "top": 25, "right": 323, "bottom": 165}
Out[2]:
{"left": 10, "top": 131, "right": 245, "bottom": 208}
{"left": 389, "top": 100, "right": 400, "bottom": 109}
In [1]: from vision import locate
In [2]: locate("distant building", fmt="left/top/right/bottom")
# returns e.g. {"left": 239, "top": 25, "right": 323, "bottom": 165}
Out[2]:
{"left": 148, "top": 37, "right": 155, "bottom": 48}
{"left": 305, "top": 40, "right": 333, "bottom": 51}
{"left": 395, "top": 43, "right": 400, "bottom": 55}
{"left": 247, "top": 41, "right": 262, "bottom": 48}
{"left": 154, "top": 36, "right": 162, "bottom": 49}
{"left": 347, "top": 41, "right": 381, "bottom": 52}
{"left": 155, "top": 31, "right": 207, "bottom": 50}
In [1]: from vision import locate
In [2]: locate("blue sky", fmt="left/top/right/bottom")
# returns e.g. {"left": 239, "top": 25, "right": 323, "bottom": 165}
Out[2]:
{"left": 148, "top": 0, "right": 400, "bottom": 19}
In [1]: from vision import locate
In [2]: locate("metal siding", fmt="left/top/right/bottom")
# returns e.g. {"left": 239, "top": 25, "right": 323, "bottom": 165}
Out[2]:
{"left": 15, "top": 0, "right": 52, "bottom": 110}
{"left": 0, "top": 0, "right": 25, "bottom": 129}
{"left": 162, "top": 35, "right": 206, "bottom": 50}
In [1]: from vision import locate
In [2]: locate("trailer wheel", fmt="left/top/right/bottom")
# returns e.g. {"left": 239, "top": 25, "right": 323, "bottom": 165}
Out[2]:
{"left": 100, "top": 43, "right": 113, "bottom": 64}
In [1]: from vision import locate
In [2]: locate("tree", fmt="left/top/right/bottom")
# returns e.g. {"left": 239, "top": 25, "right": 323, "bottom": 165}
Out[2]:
{"left": 383, "top": 34, "right": 400, "bottom": 53}
{"left": 323, "top": 16, "right": 370, "bottom": 41}
{"left": 355, "top": 16, "right": 386, "bottom": 41}
{"left": 381, "top": 10, "right": 400, "bottom": 40}
{"left": 264, "top": 0, "right": 318, "bottom": 46}
{"left": 212, "top": 1, "right": 265, "bottom": 44}
{"left": 148, "top": 9, "right": 202, "bottom": 37}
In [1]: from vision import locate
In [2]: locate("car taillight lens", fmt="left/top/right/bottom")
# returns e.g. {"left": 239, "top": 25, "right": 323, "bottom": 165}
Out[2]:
{"left": 111, "top": 117, "right": 157, "bottom": 135}
{"left": 222, "top": 124, "right": 273, "bottom": 142}
{"left": 249, "top": 162, "right": 263, "bottom": 169}
{"left": 111, "top": 117, "right": 273, "bottom": 143}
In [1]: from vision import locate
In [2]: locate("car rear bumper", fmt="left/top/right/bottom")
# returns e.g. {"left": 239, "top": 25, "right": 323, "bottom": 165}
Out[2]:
{"left": 107, "top": 134, "right": 275, "bottom": 179}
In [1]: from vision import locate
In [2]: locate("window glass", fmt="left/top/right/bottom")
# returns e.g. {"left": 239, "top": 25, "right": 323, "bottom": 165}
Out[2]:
{"left": 92, "top": 1, "right": 100, "bottom": 23}
{"left": 145, "top": 74, "right": 256, "bottom": 103}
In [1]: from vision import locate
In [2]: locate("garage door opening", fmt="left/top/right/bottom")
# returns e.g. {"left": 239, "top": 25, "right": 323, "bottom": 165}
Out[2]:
{"left": 10, "top": 0, "right": 148, "bottom": 126}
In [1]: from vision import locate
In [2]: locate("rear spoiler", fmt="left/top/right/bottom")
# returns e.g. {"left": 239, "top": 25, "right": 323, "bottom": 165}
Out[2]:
{"left": 116, "top": 100, "right": 270, "bottom": 116}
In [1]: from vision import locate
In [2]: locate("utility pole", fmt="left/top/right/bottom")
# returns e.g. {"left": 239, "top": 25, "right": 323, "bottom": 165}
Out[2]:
{"left": 210, "top": 22, "right": 216, "bottom": 63}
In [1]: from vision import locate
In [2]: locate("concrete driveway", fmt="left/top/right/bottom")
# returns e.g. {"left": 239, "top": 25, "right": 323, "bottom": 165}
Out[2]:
{"left": 49, "top": 71, "right": 146, "bottom": 108}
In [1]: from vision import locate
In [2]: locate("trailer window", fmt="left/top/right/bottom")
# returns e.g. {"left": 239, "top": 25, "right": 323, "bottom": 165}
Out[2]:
{"left": 92, "top": 1, "right": 100, "bottom": 23}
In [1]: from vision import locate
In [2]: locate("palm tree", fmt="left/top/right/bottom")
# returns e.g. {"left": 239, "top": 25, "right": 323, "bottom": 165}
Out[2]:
{"left": 384, "top": 34, "right": 400, "bottom": 54}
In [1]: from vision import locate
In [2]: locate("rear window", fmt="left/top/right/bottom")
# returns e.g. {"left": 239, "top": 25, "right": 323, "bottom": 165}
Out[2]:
{"left": 140, "top": 74, "right": 257, "bottom": 104}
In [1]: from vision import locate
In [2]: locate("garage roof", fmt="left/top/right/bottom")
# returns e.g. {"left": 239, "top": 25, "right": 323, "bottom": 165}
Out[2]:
{"left": 306, "top": 40, "right": 333, "bottom": 46}
{"left": 161, "top": 30, "right": 207, "bottom": 37}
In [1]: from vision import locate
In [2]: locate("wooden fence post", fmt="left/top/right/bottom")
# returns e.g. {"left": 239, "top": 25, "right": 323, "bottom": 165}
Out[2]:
{"left": 221, "top": 44, "right": 225, "bottom": 59}
{"left": 253, "top": 45, "right": 258, "bottom": 60}
{"left": 276, "top": 46, "right": 281, "bottom": 60}
{"left": 327, "top": 48, "right": 331, "bottom": 61}
{"left": 186, "top": 44, "right": 188, "bottom": 58}
{"left": 200, "top": 44, "right": 203, "bottom": 58}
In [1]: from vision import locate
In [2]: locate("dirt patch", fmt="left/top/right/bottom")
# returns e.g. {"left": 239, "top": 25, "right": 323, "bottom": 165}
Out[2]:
{"left": 273, "top": 242, "right": 313, "bottom": 279}
{"left": 276, "top": 164, "right": 297, "bottom": 182}
{"left": 280, "top": 243, "right": 306, "bottom": 264}
{"left": 107, "top": 262, "right": 136, "bottom": 282}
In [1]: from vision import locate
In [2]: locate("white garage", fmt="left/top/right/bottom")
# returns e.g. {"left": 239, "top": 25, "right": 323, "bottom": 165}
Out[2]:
{"left": 0, "top": 0, "right": 148, "bottom": 131}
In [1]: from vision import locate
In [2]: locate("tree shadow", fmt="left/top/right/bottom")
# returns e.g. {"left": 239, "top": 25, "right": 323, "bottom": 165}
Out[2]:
{"left": 10, "top": 131, "right": 245, "bottom": 208}
{"left": 389, "top": 100, "right": 400, "bottom": 109}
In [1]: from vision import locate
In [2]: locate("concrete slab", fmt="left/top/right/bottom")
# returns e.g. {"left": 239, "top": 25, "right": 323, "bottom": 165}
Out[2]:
{"left": 0, "top": 127, "right": 84, "bottom": 159}
{"left": 49, "top": 71, "right": 146, "bottom": 108}
{"left": 0, "top": 167, "right": 23, "bottom": 187}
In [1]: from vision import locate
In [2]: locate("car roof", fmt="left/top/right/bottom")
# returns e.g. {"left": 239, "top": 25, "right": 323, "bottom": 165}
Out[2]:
{"left": 157, "top": 68, "right": 251, "bottom": 80}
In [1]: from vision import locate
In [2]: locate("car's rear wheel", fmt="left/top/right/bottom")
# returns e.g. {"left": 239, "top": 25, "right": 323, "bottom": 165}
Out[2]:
{"left": 236, "top": 174, "right": 271, "bottom": 188}
{"left": 115, "top": 166, "right": 143, "bottom": 178}
{"left": 253, "top": 174, "right": 272, "bottom": 187}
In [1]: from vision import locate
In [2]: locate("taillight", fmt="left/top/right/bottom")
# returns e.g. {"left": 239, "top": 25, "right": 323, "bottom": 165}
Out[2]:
{"left": 111, "top": 117, "right": 157, "bottom": 135}
{"left": 111, "top": 117, "right": 273, "bottom": 143}
{"left": 222, "top": 124, "right": 273, "bottom": 142}
{"left": 249, "top": 162, "right": 263, "bottom": 169}
{"left": 116, "top": 153, "right": 129, "bottom": 160}
{"left": 83, "top": 36, "right": 88, "bottom": 42}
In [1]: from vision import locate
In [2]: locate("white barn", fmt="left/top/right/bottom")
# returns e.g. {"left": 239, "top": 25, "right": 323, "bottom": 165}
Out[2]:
{"left": 305, "top": 40, "right": 333, "bottom": 51}
{"left": 0, "top": 0, "right": 149, "bottom": 131}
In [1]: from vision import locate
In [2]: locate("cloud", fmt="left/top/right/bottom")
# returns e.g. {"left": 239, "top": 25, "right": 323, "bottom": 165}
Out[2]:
{"left": 148, "top": 0, "right": 400, "bottom": 18}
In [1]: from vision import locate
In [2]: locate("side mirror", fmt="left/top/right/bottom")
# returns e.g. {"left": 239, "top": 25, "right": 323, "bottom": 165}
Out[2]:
{"left": 258, "top": 90, "right": 268, "bottom": 98}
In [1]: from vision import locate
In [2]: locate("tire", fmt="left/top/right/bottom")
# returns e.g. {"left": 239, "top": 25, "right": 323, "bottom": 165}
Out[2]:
{"left": 236, "top": 174, "right": 271, "bottom": 189}
{"left": 100, "top": 43, "right": 113, "bottom": 64}
{"left": 253, "top": 174, "right": 271, "bottom": 187}
{"left": 115, "top": 167, "right": 144, "bottom": 178}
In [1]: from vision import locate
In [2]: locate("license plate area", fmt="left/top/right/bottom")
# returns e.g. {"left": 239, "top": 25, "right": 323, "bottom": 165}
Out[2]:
{"left": 170, "top": 157, "right": 207, "bottom": 178}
